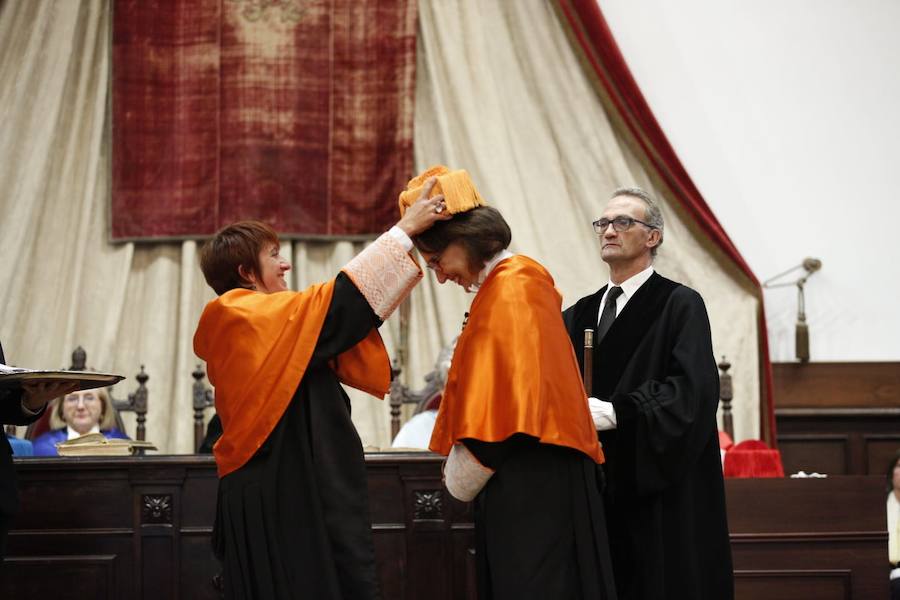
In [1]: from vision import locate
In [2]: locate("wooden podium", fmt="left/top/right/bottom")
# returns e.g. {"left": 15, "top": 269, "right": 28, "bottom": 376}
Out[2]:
{"left": 2, "top": 455, "right": 888, "bottom": 599}
{"left": 728, "top": 476, "right": 888, "bottom": 599}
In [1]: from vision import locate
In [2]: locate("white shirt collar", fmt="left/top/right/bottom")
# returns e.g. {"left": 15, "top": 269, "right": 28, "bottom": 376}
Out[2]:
{"left": 598, "top": 265, "right": 655, "bottom": 324}
{"left": 606, "top": 265, "right": 655, "bottom": 301}
{"left": 468, "top": 250, "right": 514, "bottom": 293}
{"left": 66, "top": 424, "right": 101, "bottom": 440}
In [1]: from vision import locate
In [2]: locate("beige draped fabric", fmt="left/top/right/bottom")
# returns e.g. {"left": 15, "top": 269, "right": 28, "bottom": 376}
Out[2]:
{"left": 0, "top": 0, "right": 760, "bottom": 453}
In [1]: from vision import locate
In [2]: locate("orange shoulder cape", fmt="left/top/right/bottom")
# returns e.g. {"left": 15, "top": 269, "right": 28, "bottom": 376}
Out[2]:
{"left": 429, "top": 256, "right": 603, "bottom": 463}
{"left": 193, "top": 284, "right": 390, "bottom": 477}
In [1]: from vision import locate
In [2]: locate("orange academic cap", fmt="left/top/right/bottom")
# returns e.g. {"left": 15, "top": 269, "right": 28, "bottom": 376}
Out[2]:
{"left": 398, "top": 165, "right": 486, "bottom": 216}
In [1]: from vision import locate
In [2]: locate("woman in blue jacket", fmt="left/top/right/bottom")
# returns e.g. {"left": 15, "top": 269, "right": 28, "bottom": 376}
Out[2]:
{"left": 32, "top": 387, "right": 128, "bottom": 456}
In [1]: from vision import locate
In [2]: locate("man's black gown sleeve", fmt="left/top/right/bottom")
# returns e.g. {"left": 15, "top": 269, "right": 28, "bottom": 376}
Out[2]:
{"left": 1, "top": 341, "right": 47, "bottom": 561}
{"left": 0, "top": 341, "right": 28, "bottom": 425}
{"left": 609, "top": 287, "right": 720, "bottom": 497}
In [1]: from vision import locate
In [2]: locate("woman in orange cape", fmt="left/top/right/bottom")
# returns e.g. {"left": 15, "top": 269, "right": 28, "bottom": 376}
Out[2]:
{"left": 400, "top": 166, "right": 617, "bottom": 600}
{"left": 194, "top": 184, "right": 448, "bottom": 600}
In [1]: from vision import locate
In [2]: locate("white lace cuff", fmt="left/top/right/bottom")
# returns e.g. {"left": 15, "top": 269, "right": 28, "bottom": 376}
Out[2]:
{"left": 342, "top": 232, "right": 422, "bottom": 320}
{"left": 444, "top": 443, "right": 495, "bottom": 502}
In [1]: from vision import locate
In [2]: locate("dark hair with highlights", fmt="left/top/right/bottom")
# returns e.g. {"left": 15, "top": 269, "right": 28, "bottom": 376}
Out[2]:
{"left": 413, "top": 206, "right": 511, "bottom": 271}
{"left": 199, "top": 220, "right": 279, "bottom": 295}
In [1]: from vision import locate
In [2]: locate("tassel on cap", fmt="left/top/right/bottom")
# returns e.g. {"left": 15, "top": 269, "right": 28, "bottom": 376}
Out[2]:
{"left": 398, "top": 165, "right": 486, "bottom": 216}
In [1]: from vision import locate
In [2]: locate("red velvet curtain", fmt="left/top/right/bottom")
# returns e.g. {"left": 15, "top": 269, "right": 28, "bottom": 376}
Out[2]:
{"left": 555, "top": 0, "right": 777, "bottom": 444}
{"left": 111, "top": 0, "right": 417, "bottom": 241}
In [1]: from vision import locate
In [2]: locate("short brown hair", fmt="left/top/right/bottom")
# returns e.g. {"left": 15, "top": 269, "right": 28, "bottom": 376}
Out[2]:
{"left": 199, "top": 221, "right": 279, "bottom": 295}
{"left": 413, "top": 206, "right": 511, "bottom": 271}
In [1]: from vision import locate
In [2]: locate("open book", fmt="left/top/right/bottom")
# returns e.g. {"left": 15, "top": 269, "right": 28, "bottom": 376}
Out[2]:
{"left": 0, "top": 363, "right": 123, "bottom": 392}
{"left": 55, "top": 432, "right": 157, "bottom": 457}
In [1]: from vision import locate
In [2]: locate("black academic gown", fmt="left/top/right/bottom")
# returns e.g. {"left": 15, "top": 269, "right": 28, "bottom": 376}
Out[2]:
{"left": 0, "top": 341, "right": 45, "bottom": 561}
{"left": 463, "top": 435, "right": 617, "bottom": 600}
{"left": 563, "top": 273, "right": 734, "bottom": 600}
{"left": 213, "top": 274, "right": 382, "bottom": 600}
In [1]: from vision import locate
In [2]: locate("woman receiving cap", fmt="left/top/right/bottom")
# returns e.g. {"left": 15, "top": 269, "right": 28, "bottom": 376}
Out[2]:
{"left": 400, "top": 166, "right": 617, "bottom": 599}
{"left": 193, "top": 184, "right": 448, "bottom": 600}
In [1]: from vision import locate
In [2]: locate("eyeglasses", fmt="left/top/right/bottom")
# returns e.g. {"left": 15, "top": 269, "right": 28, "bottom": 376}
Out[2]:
{"left": 592, "top": 215, "right": 658, "bottom": 234}
{"left": 64, "top": 393, "right": 99, "bottom": 404}
{"left": 425, "top": 252, "right": 442, "bottom": 270}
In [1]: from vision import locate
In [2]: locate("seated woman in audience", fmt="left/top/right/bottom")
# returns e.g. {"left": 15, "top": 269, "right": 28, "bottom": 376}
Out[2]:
{"left": 194, "top": 187, "right": 446, "bottom": 599}
{"left": 32, "top": 388, "right": 129, "bottom": 456}
{"left": 400, "top": 166, "right": 616, "bottom": 599}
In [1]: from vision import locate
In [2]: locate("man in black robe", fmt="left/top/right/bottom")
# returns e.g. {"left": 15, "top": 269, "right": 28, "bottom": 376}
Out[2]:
{"left": 563, "top": 187, "right": 733, "bottom": 600}
{"left": 0, "top": 341, "right": 73, "bottom": 563}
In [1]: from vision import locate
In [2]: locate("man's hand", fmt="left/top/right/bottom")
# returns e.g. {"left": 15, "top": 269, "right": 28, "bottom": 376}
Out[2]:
{"left": 396, "top": 177, "right": 452, "bottom": 237}
{"left": 20, "top": 381, "right": 80, "bottom": 412}
{"left": 589, "top": 396, "right": 617, "bottom": 431}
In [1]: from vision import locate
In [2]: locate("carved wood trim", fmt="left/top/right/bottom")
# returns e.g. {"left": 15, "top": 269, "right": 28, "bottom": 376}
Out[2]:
{"left": 412, "top": 489, "right": 444, "bottom": 521}
{"left": 141, "top": 494, "right": 173, "bottom": 525}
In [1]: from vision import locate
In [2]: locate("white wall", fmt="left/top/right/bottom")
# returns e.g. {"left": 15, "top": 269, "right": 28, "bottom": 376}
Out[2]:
{"left": 598, "top": 0, "right": 900, "bottom": 361}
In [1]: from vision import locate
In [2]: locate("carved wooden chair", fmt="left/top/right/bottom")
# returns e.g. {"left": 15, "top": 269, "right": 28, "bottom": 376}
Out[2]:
{"left": 192, "top": 365, "right": 215, "bottom": 453}
{"left": 389, "top": 337, "right": 457, "bottom": 440}
{"left": 718, "top": 357, "right": 734, "bottom": 441}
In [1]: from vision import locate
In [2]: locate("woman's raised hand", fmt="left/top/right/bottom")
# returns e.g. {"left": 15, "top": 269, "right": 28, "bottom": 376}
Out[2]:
{"left": 397, "top": 177, "right": 452, "bottom": 237}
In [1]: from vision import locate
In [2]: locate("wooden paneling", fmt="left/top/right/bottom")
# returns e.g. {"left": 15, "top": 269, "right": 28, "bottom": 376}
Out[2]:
{"left": 773, "top": 362, "right": 900, "bottom": 408}
{"left": 778, "top": 434, "right": 849, "bottom": 475}
{"left": 178, "top": 533, "right": 221, "bottom": 600}
{"left": 734, "top": 570, "right": 850, "bottom": 600}
{"left": 727, "top": 476, "right": 887, "bottom": 600}
{"left": 373, "top": 529, "right": 407, "bottom": 600}
{"left": 865, "top": 435, "right": 900, "bottom": 476}
{"left": 773, "top": 362, "right": 900, "bottom": 476}
{"left": 3, "top": 457, "right": 887, "bottom": 600}
{"left": 3, "top": 555, "right": 117, "bottom": 599}
{"left": 777, "top": 410, "right": 900, "bottom": 475}
{"left": 5, "top": 454, "right": 473, "bottom": 600}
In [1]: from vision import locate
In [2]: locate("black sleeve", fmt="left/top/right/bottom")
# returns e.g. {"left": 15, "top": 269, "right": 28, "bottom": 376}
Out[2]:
{"left": 561, "top": 305, "right": 575, "bottom": 333}
{"left": 198, "top": 414, "right": 222, "bottom": 454}
{"left": 0, "top": 390, "right": 25, "bottom": 425}
{"left": 0, "top": 399, "right": 45, "bottom": 427}
{"left": 610, "top": 289, "right": 720, "bottom": 496}
{"left": 307, "top": 272, "right": 382, "bottom": 368}
{"left": 0, "top": 340, "right": 42, "bottom": 426}
{"left": 461, "top": 433, "right": 539, "bottom": 471}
